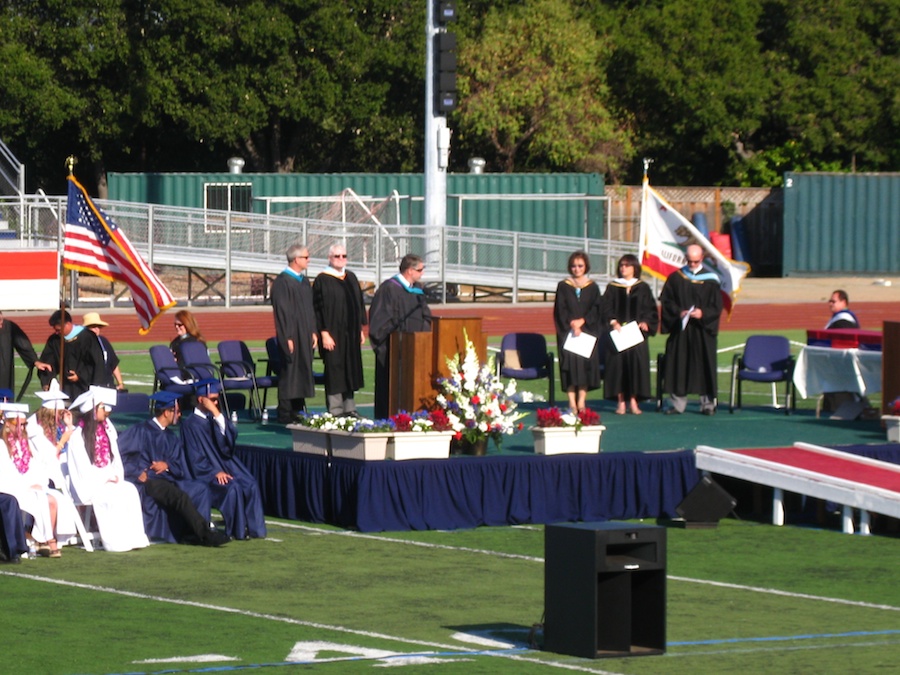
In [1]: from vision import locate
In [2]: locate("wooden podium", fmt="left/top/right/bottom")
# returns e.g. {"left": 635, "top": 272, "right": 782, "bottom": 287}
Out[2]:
{"left": 387, "top": 317, "right": 485, "bottom": 416}
{"left": 883, "top": 321, "right": 900, "bottom": 414}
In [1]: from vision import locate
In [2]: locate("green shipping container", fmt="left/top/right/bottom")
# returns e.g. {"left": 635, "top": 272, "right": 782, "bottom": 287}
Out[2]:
{"left": 107, "top": 172, "right": 605, "bottom": 240}
{"left": 783, "top": 172, "right": 900, "bottom": 275}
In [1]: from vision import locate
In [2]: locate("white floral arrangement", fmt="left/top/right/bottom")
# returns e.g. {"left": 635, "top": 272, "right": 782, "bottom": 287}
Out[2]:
{"left": 435, "top": 331, "right": 528, "bottom": 446}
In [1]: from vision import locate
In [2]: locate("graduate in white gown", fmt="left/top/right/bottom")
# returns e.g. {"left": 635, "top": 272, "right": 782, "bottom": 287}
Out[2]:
{"left": 0, "top": 402, "right": 80, "bottom": 557}
{"left": 66, "top": 387, "right": 149, "bottom": 553}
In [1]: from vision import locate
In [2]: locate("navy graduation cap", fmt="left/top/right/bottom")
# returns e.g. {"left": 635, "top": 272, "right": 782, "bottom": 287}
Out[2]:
{"left": 193, "top": 378, "right": 221, "bottom": 396}
{"left": 149, "top": 390, "right": 181, "bottom": 410}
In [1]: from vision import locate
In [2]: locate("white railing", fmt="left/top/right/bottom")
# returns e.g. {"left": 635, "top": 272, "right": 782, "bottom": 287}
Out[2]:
{"left": 0, "top": 194, "right": 637, "bottom": 307}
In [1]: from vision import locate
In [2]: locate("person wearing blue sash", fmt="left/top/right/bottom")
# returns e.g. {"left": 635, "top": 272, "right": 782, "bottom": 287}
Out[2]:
{"left": 271, "top": 244, "right": 318, "bottom": 424}
{"left": 660, "top": 244, "right": 722, "bottom": 415}
{"left": 368, "top": 254, "right": 432, "bottom": 419}
{"left": 825, "top": 290, "right": 859, "bottom": 329}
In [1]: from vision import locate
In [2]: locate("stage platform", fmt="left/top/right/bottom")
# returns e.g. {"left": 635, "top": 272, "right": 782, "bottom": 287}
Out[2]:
{"left": 115, "top": 405, "right": 900, "bottom": 533}
{"left": 232, "top": 435, "right": 900, "bottom": 533}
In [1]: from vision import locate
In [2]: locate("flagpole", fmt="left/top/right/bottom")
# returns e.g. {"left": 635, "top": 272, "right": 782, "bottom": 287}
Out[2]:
{"left": 57, "top": 155, "right": 78, "bottom": 392}
{"left": 639, "top": 158, "right": 653, "bottom": 266}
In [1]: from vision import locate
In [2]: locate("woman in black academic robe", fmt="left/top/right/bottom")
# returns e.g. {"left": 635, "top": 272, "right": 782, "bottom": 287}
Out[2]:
{"left": 602, "top": 254, "right": 659, "bottom": 414}
{"left": 553, "top": 250, "right": 602, "bottom": 413}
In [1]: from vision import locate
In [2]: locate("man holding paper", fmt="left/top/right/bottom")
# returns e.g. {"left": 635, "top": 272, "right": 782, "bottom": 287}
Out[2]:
{"left": 659, "top": 244, "right": 722, "bottom": 415}
{"left": 553, "top": 251, "right": 602, "bottom": 413}
{"left": 603, "top": 254, "right": 658, "bottom": 415}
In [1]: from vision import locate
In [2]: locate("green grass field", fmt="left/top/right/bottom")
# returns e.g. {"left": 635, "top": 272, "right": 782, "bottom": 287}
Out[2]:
{"left": 4, "top": 518, "right": 900, "bottom": 673}
{"left": 5, "top": 328, "right": 897, "bottom": 674}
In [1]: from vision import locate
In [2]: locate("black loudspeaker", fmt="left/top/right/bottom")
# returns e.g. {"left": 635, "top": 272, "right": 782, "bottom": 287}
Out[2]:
{"left": 675, "top": 476, "right": 737, "bottom": 523}
{"left": 544, "top": 522, "right": 666, "bottom": 659}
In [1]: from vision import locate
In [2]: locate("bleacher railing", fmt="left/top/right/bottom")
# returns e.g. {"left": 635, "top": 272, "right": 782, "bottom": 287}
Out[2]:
{"left": 0, "top": 194, "right": 637, "bottom": 306}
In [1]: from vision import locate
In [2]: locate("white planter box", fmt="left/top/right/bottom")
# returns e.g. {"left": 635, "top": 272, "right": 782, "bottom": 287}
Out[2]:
{"left": 883, "top": 415, "right": 900, "bottom": 443}
{"left": 387, "top": 431, "right": 455, "bottom": 460}
{"left": 531, "top": 425, "right": 606, "bottom": 455}
{"left": 286, "top": 425, "right": 331, "bottom": 455}
{"left": 329, "top": 430, "right": 394, "bottom": 460}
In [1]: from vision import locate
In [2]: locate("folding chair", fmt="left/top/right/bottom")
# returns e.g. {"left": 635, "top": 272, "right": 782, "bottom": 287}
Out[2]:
{"left": 180, "top": 341, "right": 250, "bottom": 418}
{"left": 497, "top": 333, "right": 555, "bottom": 405}
{"left": 149, "top": 345, "right": 196, "bottom": 397}
{"left": 729, "top": 335, "right": 795, "bottom": 414}
{"left": 217, "top": 340, "right": 275, "bottom": 419}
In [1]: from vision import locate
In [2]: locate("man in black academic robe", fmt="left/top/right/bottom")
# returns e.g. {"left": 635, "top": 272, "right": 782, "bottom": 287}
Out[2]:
{"left": 367, "top": 254, "right": 433, "bottom": 419}
{"left": 313, "top": 244, "right": 367, "bottom": 416}
{"left": 660, "top": 244, "right": 722, "bottom": 415}
{"left": 37, "top": 310, "right": 106, "bottom": 399}
{"left": 181, "top": 380, "right": 266, "bottom": 540}
{"left": 118, "top": 391, "right": 229, "bottom": 546}
{"left": 0, "top": 311, "right": 50, "bottom": 396}
{"left": 270, "top": 244, "right": 318, "bottom": 424}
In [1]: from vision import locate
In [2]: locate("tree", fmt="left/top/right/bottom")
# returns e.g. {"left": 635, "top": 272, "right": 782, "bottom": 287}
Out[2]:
{"left": 752, "top": 0, "right": 900, "bottom": 180}
{"left": 455, "top": 0, "right": 632, "bottom": 177}
{"left": 604, "top": 0, "right": 773, "bottom": 185}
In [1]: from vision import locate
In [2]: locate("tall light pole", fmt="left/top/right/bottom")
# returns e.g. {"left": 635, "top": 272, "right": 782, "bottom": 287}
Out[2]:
{"left": 424, "top": 1, "right": 456, "bottom": 262}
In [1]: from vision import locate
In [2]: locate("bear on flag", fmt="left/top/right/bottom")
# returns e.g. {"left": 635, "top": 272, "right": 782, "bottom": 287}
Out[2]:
{"left": 639, "top": 176, "right": 750, "bottom": 314}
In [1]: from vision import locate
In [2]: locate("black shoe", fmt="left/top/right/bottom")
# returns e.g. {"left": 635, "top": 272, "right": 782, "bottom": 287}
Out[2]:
{"left": 202, "top": 531, "right": 231, "bottom": 547}
{"left": 0, "top": 555, "right": 21, "bottom": 564}
{"left": 701, "top": 408, "right": 717, "bottom": 416}
{"left": 663, "top": 407, "right": 682, "bottom": 415}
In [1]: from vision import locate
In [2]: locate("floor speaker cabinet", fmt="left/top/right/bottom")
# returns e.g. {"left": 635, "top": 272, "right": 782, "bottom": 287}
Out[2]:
{"left": 544, "top": 521, "right": 666, "bottom": 659}
{"left": 673, "top": 475, "right": 737, "bottom": 527}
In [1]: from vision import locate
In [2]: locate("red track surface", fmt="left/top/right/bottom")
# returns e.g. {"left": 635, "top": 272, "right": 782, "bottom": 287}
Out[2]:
{"left": 6, "top": 300, "right": 899, "bottom": 344}
{"left": 733, "top": 447, "right": 900, "bottom": 492}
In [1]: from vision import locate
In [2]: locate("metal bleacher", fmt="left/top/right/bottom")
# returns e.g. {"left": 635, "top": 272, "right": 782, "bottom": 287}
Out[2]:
{"left": 0, "top": 192, "right": 637, "bottom": 306}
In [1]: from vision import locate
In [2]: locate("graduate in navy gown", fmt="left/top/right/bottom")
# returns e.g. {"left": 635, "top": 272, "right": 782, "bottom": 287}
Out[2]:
{"left": 0, "top": 492, "right": 27, "bottom": 563}
{"left": 181, "top": 380, "right": 266, "bottom": 540}
{"left": 117, "top": 391, "right": 229, "bottom": 546}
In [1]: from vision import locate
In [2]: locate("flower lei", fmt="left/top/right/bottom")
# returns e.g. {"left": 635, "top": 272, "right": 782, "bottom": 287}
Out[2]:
{"left": 93, "top": 420, "right": 112, "bottom": 468}
{"left": 10, "top": 434, "right": 30, "bottom": 474}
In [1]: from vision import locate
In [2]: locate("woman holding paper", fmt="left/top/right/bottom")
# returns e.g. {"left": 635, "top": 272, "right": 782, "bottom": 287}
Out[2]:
{"left": 553, "top": 250, "right": 603, "bottom": 413}
{"left": 603, "top": 254, "right": 658, "bottom": 414}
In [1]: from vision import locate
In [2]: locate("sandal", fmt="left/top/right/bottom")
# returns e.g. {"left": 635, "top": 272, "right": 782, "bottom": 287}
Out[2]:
{"left": 47, "top": 539, "right": 61, "bottom": 558}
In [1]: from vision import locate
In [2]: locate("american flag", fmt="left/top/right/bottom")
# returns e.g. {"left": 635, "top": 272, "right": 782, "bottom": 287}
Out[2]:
{"left": 63, "top": 176, "right": 175, "bottom": 334}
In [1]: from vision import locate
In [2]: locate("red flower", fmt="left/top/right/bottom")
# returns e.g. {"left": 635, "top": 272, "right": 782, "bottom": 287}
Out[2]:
{"left": 471, "top": 395, "right": 481, "bottom": 405}
{"left": 499, "top": 403, "right": 507, "bottom": 412}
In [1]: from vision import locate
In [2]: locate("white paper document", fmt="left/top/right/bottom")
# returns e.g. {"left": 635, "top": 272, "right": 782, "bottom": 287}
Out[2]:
{"left": 609, "top": 321, "right": 645, "bottom": 352}
{"left": 681, "top": 306, "right": 695, "bottom": 331}
{"left": 563, "top": 330, "right": 598, "bottom": 359}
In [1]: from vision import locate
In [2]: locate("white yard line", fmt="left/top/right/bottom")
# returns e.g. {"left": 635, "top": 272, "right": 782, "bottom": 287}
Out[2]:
{"left": 268, "top": 520, "right": 900, "bottom": 613}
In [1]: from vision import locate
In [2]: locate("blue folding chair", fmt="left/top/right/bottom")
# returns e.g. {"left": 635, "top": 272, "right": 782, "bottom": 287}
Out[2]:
{"left": 217, "top": 340, "right": 276, "bottom": 418}
{"left": 497, "top": 333, "right": 555, "bottom": 406}
{"left": 149, "top": 345, "right": 195, "bottom": 397}
{"left": 729, "top": 335, "right": 796, "bottom": 414}
{"left": 180, "top": 340, "right": 253, "bottom": 419}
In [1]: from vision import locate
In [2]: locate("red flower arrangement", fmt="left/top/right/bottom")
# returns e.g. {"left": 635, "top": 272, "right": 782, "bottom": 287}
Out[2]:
{"left": 389, "top": 410, "right": 454, "bottom": 432}
{"left": 888, "top": 397, "right": 900, "bottom": 416}
{"left": 535, "top": 407, "right": 601, "bottom": 431}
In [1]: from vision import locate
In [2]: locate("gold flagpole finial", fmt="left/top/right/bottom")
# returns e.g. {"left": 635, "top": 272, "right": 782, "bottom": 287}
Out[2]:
{"left": 65, "top": 155, "right": 77, "bottom": 176}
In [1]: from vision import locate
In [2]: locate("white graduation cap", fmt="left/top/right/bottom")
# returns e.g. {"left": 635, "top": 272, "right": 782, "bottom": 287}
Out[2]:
{"left": 70, "top": 386, "right": 118, "bottom": 414}
{"left": 35, "top": 380, "right": 70, "bottom": 410}
{"left": 0, "top": 402, "right": 30, "bottom": 419}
